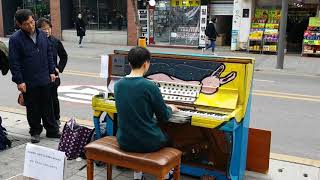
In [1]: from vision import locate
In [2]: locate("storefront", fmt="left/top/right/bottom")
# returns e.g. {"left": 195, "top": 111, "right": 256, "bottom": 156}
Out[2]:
{"left": 245, "top": 0, "right": 320, "bottom": 53}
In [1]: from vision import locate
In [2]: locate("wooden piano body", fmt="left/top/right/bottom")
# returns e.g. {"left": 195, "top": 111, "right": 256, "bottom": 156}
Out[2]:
{"left": 92, "top": 50, "right": 255, "bottom": 180}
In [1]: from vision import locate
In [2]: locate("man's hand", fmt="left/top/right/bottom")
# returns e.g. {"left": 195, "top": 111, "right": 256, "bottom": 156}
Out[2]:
{"left": 50, "top": 74, "right": 56, "bottom": 82}
{"left": 167, "top": 104, "right": 179, "bottom": 112}
{"left": 55, "top": 68, "right": 60, "bottom": 75}
{"left": 17, "top": 83, "right": 26, "bottom": 93}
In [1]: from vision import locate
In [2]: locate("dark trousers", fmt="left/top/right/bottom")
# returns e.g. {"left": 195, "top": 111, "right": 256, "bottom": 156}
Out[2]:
{"left": 79, "top": 36, "right": 83, "bottom": 44}
{"left": 24, "top": 84, "right": 59, "bottom": 136}
{"left": 51, "top": 84, "right": 60, "bottom": 121}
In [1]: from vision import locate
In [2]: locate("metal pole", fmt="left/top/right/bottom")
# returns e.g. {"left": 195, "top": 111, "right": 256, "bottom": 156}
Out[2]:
{"left": 276, "top": 0, "right": 288, "bottom": 69}
{"left": 97, "top": 0, "right": 100, "bottom": 29}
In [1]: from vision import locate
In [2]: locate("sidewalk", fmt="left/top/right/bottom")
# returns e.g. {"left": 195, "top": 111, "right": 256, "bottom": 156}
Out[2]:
{"left": 1, "top": 37, "right": 320, "bottom": 77}
{"left": 61, "top": 40, "right": 320, "bottom": 77}
{"left": 1, "top": 109, "right": 319, "bottom": 180}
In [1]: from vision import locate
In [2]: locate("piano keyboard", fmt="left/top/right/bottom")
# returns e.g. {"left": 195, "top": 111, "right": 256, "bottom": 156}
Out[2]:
{"left": 93, "top": 96, "right": 228, "bottom": 124}
{"left": 169, "top": 109, "right": 226, "bottom": 124}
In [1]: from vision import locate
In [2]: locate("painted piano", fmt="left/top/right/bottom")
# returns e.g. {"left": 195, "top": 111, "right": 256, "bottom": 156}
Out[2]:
{"left": 92, "top": 49, "right": 255, "bottom": 180}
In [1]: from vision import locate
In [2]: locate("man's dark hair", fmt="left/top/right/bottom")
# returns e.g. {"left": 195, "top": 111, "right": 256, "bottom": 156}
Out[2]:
{"left": 128, "top": 47, "right": 151, "bottom": 69}
{"left": 211, "top": 17, "right": 216, "bottom": 23}
{"left": 37, "top": 18, "right": 52, "bottom": 28}
{"left": 15, "top": 9, "right": 34, "bottom": 24}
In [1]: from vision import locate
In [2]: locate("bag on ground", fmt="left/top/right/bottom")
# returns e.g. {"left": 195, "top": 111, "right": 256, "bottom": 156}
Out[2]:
{"left": 58, "top": 117, "right": 94, "bottom": 160}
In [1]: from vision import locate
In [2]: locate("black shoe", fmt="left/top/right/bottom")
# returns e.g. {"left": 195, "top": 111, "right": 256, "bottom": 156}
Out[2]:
{"left": 31, "top": 134, "right": 40, "bottom": 143}
{"left": 46, "top": 132, "right": 62, "bottom": 138}
{"left": 165, "top": 171, "right": 174, "bottom": 180}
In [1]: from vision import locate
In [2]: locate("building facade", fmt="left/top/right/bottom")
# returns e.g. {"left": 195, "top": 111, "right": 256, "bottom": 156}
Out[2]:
{"left": 1, "top": 0, "right": 319, "bottom": 52}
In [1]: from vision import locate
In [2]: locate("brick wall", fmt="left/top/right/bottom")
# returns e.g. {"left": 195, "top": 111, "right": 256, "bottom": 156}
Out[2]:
{"left": 127, "top": 0, "right": 137, "bottom": 46}
{"left": 50, "top": 0, "right": 62, "bottom": 39}
{"left": 0, "top": 0, "right": 4, "bottom": 37}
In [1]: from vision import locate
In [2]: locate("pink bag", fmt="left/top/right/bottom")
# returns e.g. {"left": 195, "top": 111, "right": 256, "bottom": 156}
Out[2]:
{"left": 58, "top": 117, "right": 94, "bottom": 160}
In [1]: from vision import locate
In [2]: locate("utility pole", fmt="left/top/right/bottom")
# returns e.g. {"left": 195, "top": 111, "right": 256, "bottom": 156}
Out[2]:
{"left": 277, "top": 0, "right": 288, "bottom": 69}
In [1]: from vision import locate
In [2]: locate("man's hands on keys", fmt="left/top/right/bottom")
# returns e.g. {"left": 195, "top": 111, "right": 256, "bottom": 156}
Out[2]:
{"left": 168, "top": 104, "right": 179, "bottom": 112}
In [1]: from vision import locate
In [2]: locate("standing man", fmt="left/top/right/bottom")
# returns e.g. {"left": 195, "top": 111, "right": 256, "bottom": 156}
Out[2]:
{"left": 204, "top": 17, "right": 219, "bottom": 55}
{"left": 9, "top": 9, "right": 61, "bottom": 143}
{"left": 37, "top": 18, "right": 68, "bottom": 125}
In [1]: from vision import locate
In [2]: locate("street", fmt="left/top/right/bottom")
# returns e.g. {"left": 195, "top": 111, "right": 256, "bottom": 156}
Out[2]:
{"left": 0, "top": 41, "right": 319, "bottom": 162}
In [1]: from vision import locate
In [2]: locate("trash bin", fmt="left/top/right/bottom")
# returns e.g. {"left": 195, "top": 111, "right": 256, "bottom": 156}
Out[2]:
{"left": 138, "top": 37, "right": 147, "bottom": 48}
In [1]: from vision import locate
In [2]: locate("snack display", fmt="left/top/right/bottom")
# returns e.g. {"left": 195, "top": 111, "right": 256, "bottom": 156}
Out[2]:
{"left": 302, "top": 17, "right": 320, "bottom": 55}
{"left": 249, "top": 9, "right": 280, "bottom": 54}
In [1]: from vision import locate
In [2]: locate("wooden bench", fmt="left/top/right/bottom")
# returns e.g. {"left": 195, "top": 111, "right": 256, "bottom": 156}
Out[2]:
{"left": 85, "top": 136, "right": 182, "bottom": 180}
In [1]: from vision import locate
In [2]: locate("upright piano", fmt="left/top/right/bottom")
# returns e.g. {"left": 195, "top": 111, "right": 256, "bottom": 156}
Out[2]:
{"left": 92, "top": 50, "right": 254, "bottom": 180}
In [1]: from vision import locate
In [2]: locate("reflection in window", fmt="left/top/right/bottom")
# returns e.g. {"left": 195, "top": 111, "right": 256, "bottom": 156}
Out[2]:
{"left": 72, "top": 0, "right": 127, "bottom": 31}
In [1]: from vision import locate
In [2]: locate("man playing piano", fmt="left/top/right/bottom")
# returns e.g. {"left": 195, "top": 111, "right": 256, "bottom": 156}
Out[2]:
{"left": 114, "top": 47, "right": 179, "bottom": 180}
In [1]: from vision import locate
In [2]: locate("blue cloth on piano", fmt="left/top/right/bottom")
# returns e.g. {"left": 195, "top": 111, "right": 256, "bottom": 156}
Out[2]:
{"left": 114, "top": 77, "right": 172, "bottom": 153}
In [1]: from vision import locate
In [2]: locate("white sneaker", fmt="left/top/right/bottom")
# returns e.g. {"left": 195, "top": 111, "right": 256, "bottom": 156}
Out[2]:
{"left": 78, "top": 44, "right": 83, "bottom": 48}
{"left": 212, "top": 52, "right": 217, "bottom": 56}
{"left": 202, "top": 48, "right": 206, "bottom": 52}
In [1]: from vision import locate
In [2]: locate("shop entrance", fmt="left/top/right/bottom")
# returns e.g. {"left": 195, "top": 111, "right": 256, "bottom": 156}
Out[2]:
{"left": 215, "top": 15, "right": 232, "bottom": 46}
{"left": 287, "top": 1, "right": 319, "bottom": 53}
{"left": 210, "top": 0, "right": 234, "bottom": 46}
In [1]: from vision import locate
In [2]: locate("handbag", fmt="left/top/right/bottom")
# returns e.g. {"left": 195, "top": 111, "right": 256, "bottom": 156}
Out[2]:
{"left": 58, "top": 117, "right": 94, "bottom": 160}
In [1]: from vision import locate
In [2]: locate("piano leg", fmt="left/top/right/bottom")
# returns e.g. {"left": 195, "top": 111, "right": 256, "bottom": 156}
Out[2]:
{"left": 93, "top": 110, "right": 103, "bottom": 139}
{"left": 229, "top": 95, "right": 252, "bottom": 180}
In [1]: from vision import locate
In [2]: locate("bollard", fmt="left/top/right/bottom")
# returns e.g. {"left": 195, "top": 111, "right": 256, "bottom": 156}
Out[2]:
{"left": 138, "top": 37, "right": 147, "bottom": 48}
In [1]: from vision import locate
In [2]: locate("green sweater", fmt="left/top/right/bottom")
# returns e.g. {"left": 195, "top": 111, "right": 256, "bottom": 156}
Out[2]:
{"left": 114, "top": 77, "right": 172, "bottom": 152}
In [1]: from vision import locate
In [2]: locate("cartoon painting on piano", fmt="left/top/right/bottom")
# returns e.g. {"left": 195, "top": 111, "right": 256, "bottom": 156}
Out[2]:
{"left": 103, "top": 51, "right": 254, "bottom": 180}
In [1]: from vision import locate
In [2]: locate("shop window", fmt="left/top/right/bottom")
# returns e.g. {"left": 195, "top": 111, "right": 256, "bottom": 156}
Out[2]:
{"left": 23, "top": 0, "right": 50, "bottom": 20}
{"left": 153, "top": 0, "right": 201, "bottom": 46}
{"left": 72, "top": 0, "right": 127, "bottom": 31}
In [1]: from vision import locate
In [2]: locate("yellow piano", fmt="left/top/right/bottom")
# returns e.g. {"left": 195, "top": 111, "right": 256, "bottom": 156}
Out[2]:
{"left": 92, "top": 50, "right": 254, "bottom": 180}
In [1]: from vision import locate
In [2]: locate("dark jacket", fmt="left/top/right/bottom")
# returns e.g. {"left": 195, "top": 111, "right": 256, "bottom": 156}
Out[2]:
{"left": 205, "top": 22, "right": 218, "bottom": 41}
{"left": 75, "top": 18, "right": 86, "bottom": 37}
{"left": 9, "top": 28, "right": 55, "bottom": 88}
{"left": 0, "top": 41, "right": 9, "bottom": 75}
{"left": 49, "top": 36, "right": 68, "bottom": 73}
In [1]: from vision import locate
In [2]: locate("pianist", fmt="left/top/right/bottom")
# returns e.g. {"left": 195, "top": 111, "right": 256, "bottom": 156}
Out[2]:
{"left": 114, "top": 47, "right": 178, "bottom": 180}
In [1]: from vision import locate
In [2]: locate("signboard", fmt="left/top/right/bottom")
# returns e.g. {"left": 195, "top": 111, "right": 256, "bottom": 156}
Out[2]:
{"left": 231, "top": 0, "right": 241, "bottom": 50}
{"left": 23, "top": 144, "right": 66, "bottom": 180}
{"left": 199, "top": 5, "right": 208, "bottom": 47}
{"left": 309, "top": 17, "right": 320, "bottom": 27}
{"left": 100, "top": 55, "right": 109, "bottom": 79}
{"left": 149, "top": 8, "right": 155, "bottom": 44}
{"left": 138, "top": 9, "right": 149, "bottom": 43}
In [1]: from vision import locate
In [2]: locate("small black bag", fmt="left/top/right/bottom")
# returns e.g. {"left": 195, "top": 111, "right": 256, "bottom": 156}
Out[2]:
{"left": 0, "top": 116, "right": 12, "bottom": 151}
